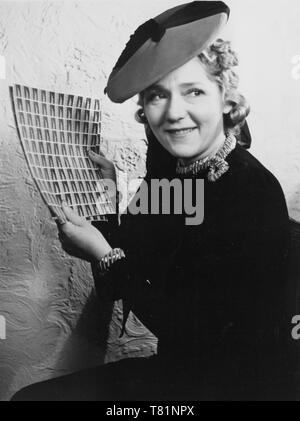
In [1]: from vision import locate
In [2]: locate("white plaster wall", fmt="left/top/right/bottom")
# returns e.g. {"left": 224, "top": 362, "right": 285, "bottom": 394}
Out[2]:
{"left": 224, "top": 0, "right": 300, "bottom": 221}
{"left": 0, "top": 0, "right": 299, "bottom": 401}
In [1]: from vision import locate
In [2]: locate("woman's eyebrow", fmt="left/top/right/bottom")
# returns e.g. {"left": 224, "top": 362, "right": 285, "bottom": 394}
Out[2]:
{"left": 179, "top": 82, "right": 205, "bottom": 88}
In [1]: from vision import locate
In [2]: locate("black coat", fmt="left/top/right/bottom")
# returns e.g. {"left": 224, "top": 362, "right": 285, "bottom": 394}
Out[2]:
{"left": 92, "top": 143, "right": 291, "bottom": 399}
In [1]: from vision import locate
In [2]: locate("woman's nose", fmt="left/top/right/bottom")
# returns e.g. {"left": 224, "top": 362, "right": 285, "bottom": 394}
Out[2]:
{"left": 164, "top": 94, "right": 186, "bottom": 122}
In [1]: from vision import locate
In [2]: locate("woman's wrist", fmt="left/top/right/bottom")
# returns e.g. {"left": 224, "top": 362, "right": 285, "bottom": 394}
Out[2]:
{"left": 98, "top": 248, "right": 126, "bottom": 275}
{"left": 91, "top": 243, "right": 112, "bottom": 262}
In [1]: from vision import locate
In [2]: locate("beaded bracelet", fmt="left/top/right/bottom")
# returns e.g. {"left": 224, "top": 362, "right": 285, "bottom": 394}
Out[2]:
{"left": 98, "top": 248, "right": 126, "bottom": 275}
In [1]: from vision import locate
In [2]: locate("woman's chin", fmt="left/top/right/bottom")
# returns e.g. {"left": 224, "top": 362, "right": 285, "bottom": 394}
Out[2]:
{"left": 169, "top": 146, "right": 201, "bottom": 161}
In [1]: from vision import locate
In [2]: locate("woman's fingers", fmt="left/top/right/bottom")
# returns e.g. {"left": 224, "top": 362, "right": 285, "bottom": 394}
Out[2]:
{"left": 56, "top": 216, "right": 66, "bottom": 225}
{"left": 61, "top": 203, "right": 86, "bottom": 227}
{"left": 88, "top": 150, "right": 113, "bottom": 171}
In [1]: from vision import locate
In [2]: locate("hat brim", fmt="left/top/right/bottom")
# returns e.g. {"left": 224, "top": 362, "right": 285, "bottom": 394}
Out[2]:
{"left": 106, "top": 12, "right": 227, "bottom": 103}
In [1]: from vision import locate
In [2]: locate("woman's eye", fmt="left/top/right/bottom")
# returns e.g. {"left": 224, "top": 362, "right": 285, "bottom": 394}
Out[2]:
{"left": 145, "top": 91, "right": 166, "bottom": 103}
{"left": 188, "top": 89, "right": 204, "bottom": 97}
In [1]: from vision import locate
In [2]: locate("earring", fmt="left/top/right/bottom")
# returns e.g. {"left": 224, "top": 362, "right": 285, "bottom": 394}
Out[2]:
{"left": 137, "top": 108, "right": 148, "bottom": 124}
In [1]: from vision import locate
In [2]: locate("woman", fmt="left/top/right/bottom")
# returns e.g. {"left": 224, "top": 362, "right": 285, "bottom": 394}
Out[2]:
{"left": 13, "top": 1, "right": 292, "bottom": 400}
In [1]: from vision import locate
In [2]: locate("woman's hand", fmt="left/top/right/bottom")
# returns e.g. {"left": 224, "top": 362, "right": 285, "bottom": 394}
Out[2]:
{"left": 57, "top": 203, "right": 112, "bottom": 262}
{"left": 88, "top": 150, "right": 118, "bottom": 211}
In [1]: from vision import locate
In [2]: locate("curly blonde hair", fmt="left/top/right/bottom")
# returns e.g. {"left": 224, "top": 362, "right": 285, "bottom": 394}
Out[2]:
{"left": 136, "top": 39, "right": 250, "bottom": 135}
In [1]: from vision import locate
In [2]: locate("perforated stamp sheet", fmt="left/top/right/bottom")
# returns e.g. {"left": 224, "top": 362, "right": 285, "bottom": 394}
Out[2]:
{"left": 10, "top": 84, "right": 114, "bottom": 221}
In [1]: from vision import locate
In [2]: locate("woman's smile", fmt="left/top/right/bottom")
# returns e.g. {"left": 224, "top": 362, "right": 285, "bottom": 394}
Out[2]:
{"left": 165, "top": 126, "right": 198, "bottom": 138}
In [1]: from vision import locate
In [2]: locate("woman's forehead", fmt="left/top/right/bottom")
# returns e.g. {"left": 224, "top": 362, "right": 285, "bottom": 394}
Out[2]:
{"left": 146, "top": 57, "right": 213, "bottom": 91}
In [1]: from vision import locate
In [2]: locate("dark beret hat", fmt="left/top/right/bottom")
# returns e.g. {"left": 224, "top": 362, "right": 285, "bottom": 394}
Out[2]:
{"left": 105, "top": 1, "right": 230, "bottom": 103}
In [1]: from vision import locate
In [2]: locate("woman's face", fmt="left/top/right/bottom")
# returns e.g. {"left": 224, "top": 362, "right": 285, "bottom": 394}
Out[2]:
{"left": 143, "top": 57, "right": 231, "bottom": 163}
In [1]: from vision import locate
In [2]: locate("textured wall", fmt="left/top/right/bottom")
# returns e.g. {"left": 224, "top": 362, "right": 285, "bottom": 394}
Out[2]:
{"left": 0, "top": 0, "right": 299, "bottom": 401}
{"left": 0, "top": 0, "right": 157, "bottom": 401}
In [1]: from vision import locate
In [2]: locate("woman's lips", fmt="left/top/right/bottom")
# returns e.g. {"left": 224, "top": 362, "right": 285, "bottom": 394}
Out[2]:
{"left": 165, "top": 127, "right": 198, "bottom": 137}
